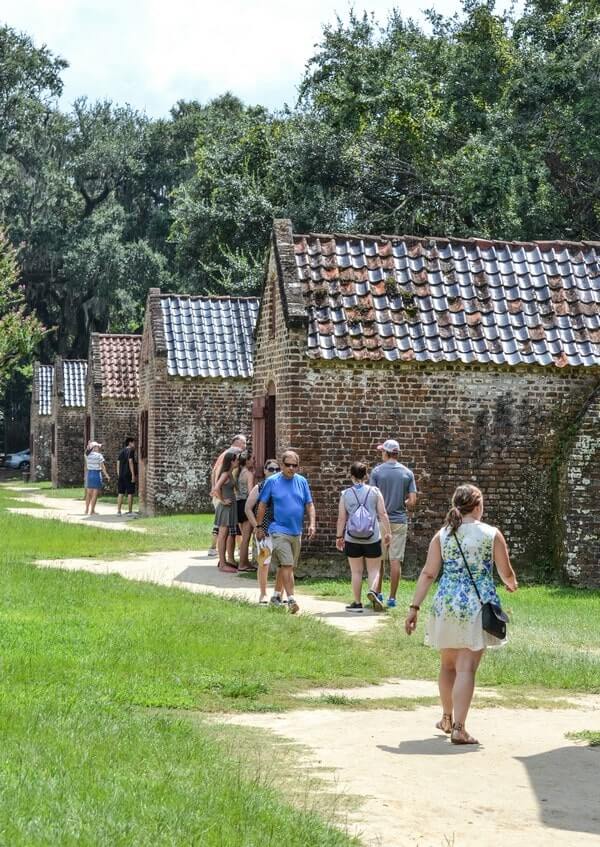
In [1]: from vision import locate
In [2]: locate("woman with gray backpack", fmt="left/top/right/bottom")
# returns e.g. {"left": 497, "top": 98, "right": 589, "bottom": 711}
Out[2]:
{"left": 336, "top": 462, "right": 392, "bottom": 612}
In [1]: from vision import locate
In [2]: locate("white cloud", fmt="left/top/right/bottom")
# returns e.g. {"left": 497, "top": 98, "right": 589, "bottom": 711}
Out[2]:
{"left": 2, "top": 0, "right": 471, "bottom": 114}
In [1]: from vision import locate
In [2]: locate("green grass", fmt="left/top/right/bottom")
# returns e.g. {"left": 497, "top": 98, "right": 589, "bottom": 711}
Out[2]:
{"left": 0, "top": 485, "right": 214, "bottom": 558}
{"left": 0, "top": 557, "right": 381, "bottom": 844}
{"left": 300, "top": 577, "right": 600, "bottom": 693}
{"left": 566, "top": 730, "right": 600, "bottom": 746}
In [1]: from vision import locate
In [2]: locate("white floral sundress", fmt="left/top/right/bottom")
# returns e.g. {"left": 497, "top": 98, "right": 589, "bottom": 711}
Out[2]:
{"left": 425, "top": 521, "right": 507, "bottom": 651}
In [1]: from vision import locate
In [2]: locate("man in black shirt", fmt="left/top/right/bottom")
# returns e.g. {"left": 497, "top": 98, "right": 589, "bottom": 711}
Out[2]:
{"left": 117, "top": 436, "right": 137, "bottom": 515}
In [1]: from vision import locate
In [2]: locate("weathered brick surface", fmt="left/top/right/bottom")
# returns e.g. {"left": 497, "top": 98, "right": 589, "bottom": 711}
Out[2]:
{"left": 253, "top": 222, "right": 600, "bottom": 584}
{"left": 138, "top": 290, "right": 253, "bottom": 516}
{"left": 87, "top": 335, "right": 140, "bottom": 495}
{"left": 560, "top": 388, "right": 600, "bottom": 587}
{"left": 30, "top": 363, "right": 53, "bottom": 481}
{"left": 50, "top": 359, "right": 87, "bottom": 488}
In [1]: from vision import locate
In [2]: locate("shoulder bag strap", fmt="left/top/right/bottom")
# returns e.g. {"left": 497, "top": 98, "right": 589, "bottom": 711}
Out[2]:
{"left": 452, "top": 530, "right": 483, "bottom": 607}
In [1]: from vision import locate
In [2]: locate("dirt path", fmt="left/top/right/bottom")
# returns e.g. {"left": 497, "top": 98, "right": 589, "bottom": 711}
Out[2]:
{"left": 5, "top": 487, "right": 146, "bottom": 532}
{"left": 14, "top": 485, "right": 600, "bottom": 844}
{"left": 224, "top": 704, "right": 600, "bottom": 847}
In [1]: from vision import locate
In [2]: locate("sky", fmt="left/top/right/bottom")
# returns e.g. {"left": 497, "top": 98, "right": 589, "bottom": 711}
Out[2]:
{"left": 0, "top": 0, "right": 476, "bottom": 116}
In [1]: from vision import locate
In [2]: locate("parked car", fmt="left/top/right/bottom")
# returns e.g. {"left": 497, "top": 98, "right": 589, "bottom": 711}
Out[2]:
{"left": 4, "top": 449, "right": 31, "bottom": 470}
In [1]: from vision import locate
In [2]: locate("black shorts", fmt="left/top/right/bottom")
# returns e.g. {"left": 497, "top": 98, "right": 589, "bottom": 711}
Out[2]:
{"left": 237, "top": 499, "right": 248, "bottom": 524}
{"left": 344, "top": 539, "right": 382, "bottom": 559}
{"left": 118, "top": 479, "right": 136, "bottom": 495}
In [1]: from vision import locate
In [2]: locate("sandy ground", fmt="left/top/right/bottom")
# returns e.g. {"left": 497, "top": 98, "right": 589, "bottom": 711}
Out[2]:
{"left": 5, "top": 487, "right": 146, "bottom": 532}
{"left": 224, "top": 705, "right": 600, "bottom": 847}
{"left": 8, "top": 485, "right": 600, "bottom": 845}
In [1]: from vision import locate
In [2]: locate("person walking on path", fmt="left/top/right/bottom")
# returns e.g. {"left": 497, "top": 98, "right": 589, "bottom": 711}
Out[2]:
{"left": 405, "top": 484, "right": 518, "bottom": 745}
{"left": 336, "top": 462, "right": 392, "bottom": 612}
{"left": 211, "top": 449, "right": 241, "bottom": 573}
{"left": 208, "top": 434, "right": 246, "bottom": 559}
{"left": 233, "top": 451, "right": 255, "bottom": 572}
{"left": 255, "top": 449, "right": 316, "bottom": 614}
{"left": 116, "top": 436, "right": 137, "bottom": 515}
{"left": 245, "top": 458, "right": 285, "bottom": 604}
{"left": 369, "top": 438, "right": 417, "bottom": 610}
{"left": 84, "top": 441, "right": 110, "bottom": 515}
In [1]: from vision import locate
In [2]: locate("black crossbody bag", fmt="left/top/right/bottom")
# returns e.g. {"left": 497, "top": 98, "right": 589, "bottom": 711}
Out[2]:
{"left": 453, "top": 531, "right": 509, "bottom": 640}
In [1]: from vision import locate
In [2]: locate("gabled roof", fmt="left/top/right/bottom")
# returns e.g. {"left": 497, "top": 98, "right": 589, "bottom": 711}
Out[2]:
{"left": 285, "top": 223, "right": 600, "bottom": 368}
{"left": 36, "top": 364, "right": 54, "bottom": 415}
{"left": 158, "top": 295, "right": 259, "bottom": 378}
{"left": 61, "top": 360, "right": 87, "bottom": 407}
{"left": 90, "top": 334, "right": 141, "bottom": 400}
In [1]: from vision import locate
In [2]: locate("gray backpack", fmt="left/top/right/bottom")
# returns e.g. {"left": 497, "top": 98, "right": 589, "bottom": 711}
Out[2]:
{"left": 346, "top": 487, "right": 376, "bottom": 539}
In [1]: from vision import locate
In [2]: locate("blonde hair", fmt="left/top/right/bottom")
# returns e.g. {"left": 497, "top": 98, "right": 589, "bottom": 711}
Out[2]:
{"left": 444, "top": 484, "right": 482, "bottom": 532}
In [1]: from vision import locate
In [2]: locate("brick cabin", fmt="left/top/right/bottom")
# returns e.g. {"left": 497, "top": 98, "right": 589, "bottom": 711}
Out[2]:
{"left": 50, "top": 359, "right": 88, "bottom": 488}
{"left": 252, "top": 219, "right": 600, "bottom": 585}
{"left": 86, "top": 333, "right": 141, "bottom": 495}
{"left": 29, "top": 363, "right": 54, "bottom": 481}
{"left": 138, "top": 289, "right": 259, "bottom": 515}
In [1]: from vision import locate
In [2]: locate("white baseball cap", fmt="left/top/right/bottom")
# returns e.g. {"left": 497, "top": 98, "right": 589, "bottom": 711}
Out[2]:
{"left": 377, "top": 439, "right": 400, "bottom": 453}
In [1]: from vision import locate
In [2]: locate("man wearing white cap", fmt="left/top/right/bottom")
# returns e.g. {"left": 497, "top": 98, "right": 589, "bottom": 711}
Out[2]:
{"left": 368, "top": 439, "right": 416, "bottom": 609}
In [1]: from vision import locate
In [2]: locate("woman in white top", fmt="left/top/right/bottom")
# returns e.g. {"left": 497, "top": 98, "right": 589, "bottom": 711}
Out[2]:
{"left": 336, "top": 462, "right": 391, "bottom": 612}
{"left": 405, "top": 484, "right": 518, "bottom": 745}
{"left": 84, "top": 441, "right": 110, "bottom": 515}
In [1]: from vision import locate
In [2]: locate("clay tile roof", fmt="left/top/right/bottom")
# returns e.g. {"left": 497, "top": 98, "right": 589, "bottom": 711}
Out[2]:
{"left": 37, "top": 365, "right": 54, "bottom": 415}
{"left": 62, "top": 360, "right": 87, "bottom": 406}
{"left": 293, "top": 232, "right": 600, "bottom": 368}
{"left": 160, "top": 295, "right": 260, "bottom": 378}
{"left": 96, "top": 334, "right": 141, "bottom": 399}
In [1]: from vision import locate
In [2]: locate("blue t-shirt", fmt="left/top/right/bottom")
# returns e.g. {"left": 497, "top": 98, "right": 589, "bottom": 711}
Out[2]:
{"left": 369, "top": 461, "right": 416, "bottom": 524}
{"left": 258, "top": 472, "right": 313, "bottom": 536}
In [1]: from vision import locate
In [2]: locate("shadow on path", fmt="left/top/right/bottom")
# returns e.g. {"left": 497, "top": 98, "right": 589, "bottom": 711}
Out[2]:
{"left": 516, "top": 745, "right": 600, "bottom": 836}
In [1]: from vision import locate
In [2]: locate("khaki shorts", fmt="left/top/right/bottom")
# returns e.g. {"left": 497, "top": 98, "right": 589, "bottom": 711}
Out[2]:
{"left": 381, "top": 522, "right": 408, "bottom": 563}
{"left": 271, "top": 532, "right": 302, "bottom": 568}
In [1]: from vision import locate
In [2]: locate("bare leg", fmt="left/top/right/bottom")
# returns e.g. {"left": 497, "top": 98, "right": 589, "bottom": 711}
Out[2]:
{"left": 117, "top": 494, "right": 124, "bottom": 514}
{"left": 365, "top": 557, "right": 381, "bottom": 593}
{"left": 257, "top": 562, "right": 268, "bottom": 599}
{"left": 376, "top": 560, "right": 385, "bottom": 595}
{"left": 217, "top": 526, "right": 229, "bottom": 567}
{"left": 388, "top": 558, "right": 401, "bottom": 600}
{"left": 451, "top": 648, "right": 484, "bottom": 743}
{"left": 348, "top": 557, "right": 365, "bottom": 604}
{"left": 238, "top": 522, "right": 252, "bottom": 569}
{"left": 226, "top": 531, "right": 236, "bottom": 564}
{"left": 437, "top": 649, "right": 457, "bottom": 732}
{"left": 127, "top": 494, "right": 134, "bottom": 512}
{"left": 279, "top": 564, "right": 297, "bottom": 611}
{"left": 274, "top": 568, "right": 284, "bottom": 597}
{"left": 84, "top": 489, "right": 91, "bottom": 514}
{"left": 89, "top": 490, "right": 99, "bottom": 514}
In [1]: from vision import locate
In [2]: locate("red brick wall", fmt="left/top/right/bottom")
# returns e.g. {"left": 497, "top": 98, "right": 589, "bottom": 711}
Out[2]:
{"left": 561, "top": 388, "right": 600, "bottom": 587}
{"left": 253, "top": 237, "right": 600, "bottom": 584}
{"left": 87, "top": 383, "right": 139, "bottom": 496}
{"left": 138, "top": 300, "right": 253, "bottom": 516}
{"left": 30, "top": 368, "right": 52, "bottom": 481}
{"left": 51, "top": 406, "right": 86, "bottom": 488}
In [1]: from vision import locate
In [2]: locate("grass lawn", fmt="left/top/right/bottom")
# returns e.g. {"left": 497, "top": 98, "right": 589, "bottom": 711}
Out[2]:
{"left": 0, "top": 485, "right": 215, "bottom": 558}
{"left": 1, "top": 482, "right": 600, "bottom": 842}
{"left": 299, "top": 577, "right": 600, "bottom": 694}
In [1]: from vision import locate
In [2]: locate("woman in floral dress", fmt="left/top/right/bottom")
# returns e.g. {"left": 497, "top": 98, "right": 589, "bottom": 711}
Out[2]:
{"left": 405, "top": 485, "right": 518, "bottom": 745}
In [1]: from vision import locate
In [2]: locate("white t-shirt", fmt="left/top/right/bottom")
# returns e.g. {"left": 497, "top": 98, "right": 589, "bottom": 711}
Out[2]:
{"left": 86, "top": 451, "right": 105, "bottom": 471}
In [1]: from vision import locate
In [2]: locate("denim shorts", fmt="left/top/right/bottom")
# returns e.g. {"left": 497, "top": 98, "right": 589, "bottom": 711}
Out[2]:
{"left": 87, "top": 469, "right": 103, "bottom": 490}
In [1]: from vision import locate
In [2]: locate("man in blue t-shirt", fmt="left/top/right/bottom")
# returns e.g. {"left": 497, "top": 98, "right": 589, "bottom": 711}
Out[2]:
{"left": 369, "top": 438, "right": 417, "bottom": 610}
{"left": 256, "top": 449, "right": 316, "bottom": 614}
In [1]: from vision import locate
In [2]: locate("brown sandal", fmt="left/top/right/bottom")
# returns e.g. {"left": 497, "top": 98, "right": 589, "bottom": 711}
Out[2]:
{"left": 436, "top": 713, "right": 453, "bottom": 734}
{"left": 450, "top": 722, "right": 479, "bottom": 745}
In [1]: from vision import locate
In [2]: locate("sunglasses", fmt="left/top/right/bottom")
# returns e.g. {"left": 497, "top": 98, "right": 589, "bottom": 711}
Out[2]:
{"left": 265, "top": 465, "right": 280, "bottom": 472}
{"left": 283, "top": 462, "right": 298, "bottom": 468}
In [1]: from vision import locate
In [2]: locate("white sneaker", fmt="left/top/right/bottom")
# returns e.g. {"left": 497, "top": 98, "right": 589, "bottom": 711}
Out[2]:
{"left": 207, "top": 549, "right": 218, "bottom": 558}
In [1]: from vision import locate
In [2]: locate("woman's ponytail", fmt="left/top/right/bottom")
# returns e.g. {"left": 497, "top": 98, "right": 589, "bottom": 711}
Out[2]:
{"left": 445, "top": 506, "right": 463, "bottom": 532}
{"left": 444, "top": 484, "right": 482, "bottom": 531}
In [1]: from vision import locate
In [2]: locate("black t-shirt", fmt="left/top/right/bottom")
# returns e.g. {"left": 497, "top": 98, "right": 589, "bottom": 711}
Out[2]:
{"left": 118, "top": 447, "right": 136, "bottom": 482}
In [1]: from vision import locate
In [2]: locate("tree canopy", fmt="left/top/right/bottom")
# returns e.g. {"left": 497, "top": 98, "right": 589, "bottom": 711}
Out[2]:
{"left": 0, "top": 0, "right": 599, "bottom": 362}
